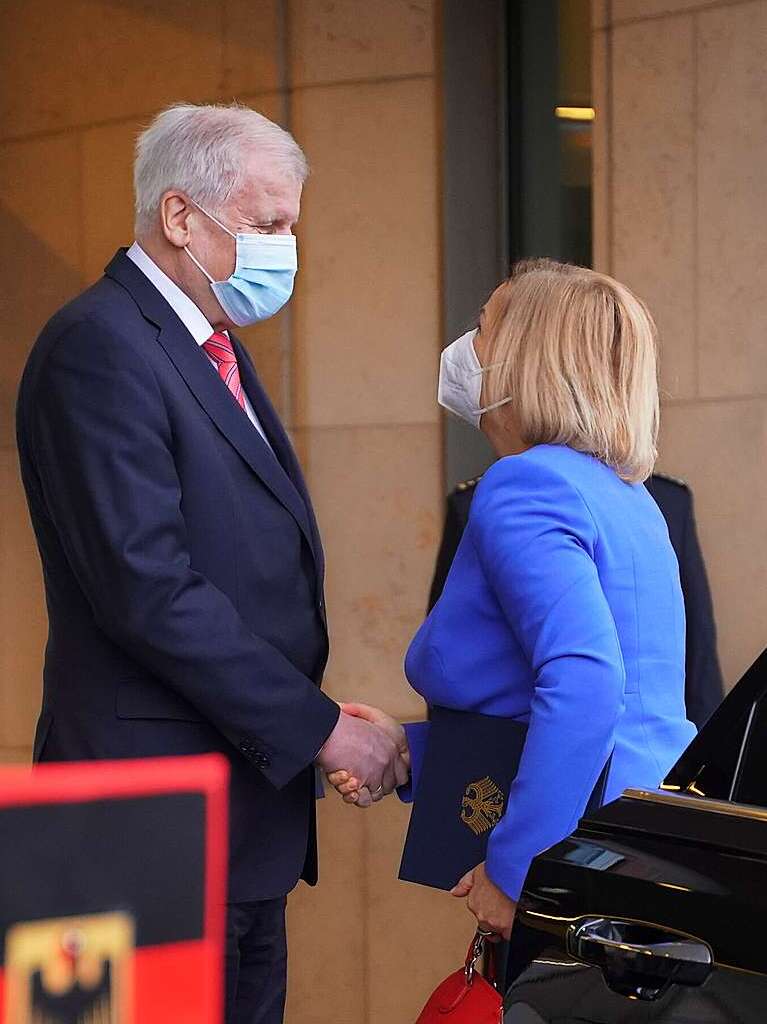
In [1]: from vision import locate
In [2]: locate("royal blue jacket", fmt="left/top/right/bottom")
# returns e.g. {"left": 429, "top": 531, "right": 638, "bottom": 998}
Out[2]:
{"left": 16, "top": 250, "right": 340, "bottom": 901}
{"left": 405, "top": 445, "right": 696, "bottom": 900}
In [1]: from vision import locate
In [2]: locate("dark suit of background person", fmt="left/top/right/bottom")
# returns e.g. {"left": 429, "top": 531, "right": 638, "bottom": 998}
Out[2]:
{"left": 16, "top": 249, "right": 341, "bottom": 1020}
{"left": 429, "top": 472, "right": 724, "bottom": 730}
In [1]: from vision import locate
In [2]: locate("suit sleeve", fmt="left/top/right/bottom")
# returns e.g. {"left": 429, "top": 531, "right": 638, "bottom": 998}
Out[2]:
{"left": 680, "top": 490, "right": 724, "bottom": 728}
{"left": 469, "top": 460, "right": 625, "bottom": 900}
{"left": 30, "top": 320, "right": 339, "bottom": 788}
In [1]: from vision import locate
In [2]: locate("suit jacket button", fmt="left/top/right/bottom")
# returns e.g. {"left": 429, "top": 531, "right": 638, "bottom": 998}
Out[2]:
{"left": 253, "top": 752, "right": 270, "bottom": 769}
{"left": 239, "top": 740, "right": 254, "bottom": 756}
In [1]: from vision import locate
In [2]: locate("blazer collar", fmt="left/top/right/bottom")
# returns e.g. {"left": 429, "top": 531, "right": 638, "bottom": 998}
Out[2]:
{"left": 105, "top": 249, "right": 316, "bottom": 559}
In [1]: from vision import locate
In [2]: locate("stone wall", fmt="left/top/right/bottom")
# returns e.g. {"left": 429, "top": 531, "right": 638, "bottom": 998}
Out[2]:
{"left": 593, "top": 0, "right": 767, "bottom": 689}
{"left": 0, "top": 2, "right": 467, "bottom": 1019}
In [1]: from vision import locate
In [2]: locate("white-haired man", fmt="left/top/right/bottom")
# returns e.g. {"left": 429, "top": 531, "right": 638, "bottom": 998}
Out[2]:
{"left": 17, "top": 104, "right": 407, "bottom": 1023}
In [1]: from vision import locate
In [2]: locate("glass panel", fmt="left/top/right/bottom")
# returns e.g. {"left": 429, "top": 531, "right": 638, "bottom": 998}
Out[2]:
{"left": 733, "top": 696, "right": 767, "bottom": 807}
{"left": 663, "top": 648, "right": 767, "bottom": 799}
{"left": 676, "top": 709, "right": 751, "bottom": 801}
{"left": 508, "top": 0, "right": 593, "bottom": 265}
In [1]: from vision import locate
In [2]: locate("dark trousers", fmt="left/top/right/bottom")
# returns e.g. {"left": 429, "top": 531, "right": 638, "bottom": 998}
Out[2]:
{"left": 225, "top": 898, "right": 288, "bottom": 1024}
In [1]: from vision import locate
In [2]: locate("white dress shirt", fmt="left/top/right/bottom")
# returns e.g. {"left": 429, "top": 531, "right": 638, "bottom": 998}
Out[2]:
{"left": 126, "top": 242, "right": 272, "bottom": 447}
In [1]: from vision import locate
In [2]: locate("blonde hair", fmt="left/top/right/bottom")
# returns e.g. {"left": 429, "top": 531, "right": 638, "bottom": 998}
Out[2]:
{"left": 481, "top": 259, "right": 659, "bottom": 483}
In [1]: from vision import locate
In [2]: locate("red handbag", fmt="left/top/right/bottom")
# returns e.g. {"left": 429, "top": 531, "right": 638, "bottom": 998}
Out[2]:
{"left": 416, "top": 933, "right": 503, "bottom": 1023}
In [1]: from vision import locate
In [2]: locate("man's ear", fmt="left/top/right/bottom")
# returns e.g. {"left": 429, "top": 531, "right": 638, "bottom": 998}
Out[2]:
{"left": 161, "top": 191, "right": 195, "bottom": 249}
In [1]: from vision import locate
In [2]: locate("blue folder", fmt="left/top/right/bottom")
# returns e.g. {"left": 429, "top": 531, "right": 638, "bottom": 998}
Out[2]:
{"left": 399, "top": 705, "right": 610, "bottom": 892}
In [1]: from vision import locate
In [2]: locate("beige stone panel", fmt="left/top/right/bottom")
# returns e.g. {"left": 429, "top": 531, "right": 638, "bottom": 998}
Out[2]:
{"left": 611, "top": 0, "right": 719, "bottom": 21}
{"left": 221, "top": 0, "right": 283, "bottom": 97}
{"left": 0, "top": 136, "right": 83, "bottom": 446}
{"left": 1, "top": 1, "right": 223, "bottom": 139}
{"left": 289, "top": 0, "right": 435, "bottom": 87}
{"left": 592, "top": 0, "right": 610, "bottom": 29}
{"left": 0, "top": 451, "right": 46, "bottom": 748}
{"left": 697, "top": 4, "right": 767, "bottom": 399}
{"left": 611, "top": 18, "right": 696, "bottom": 400}
{"left": 591, "top": 29, "right": 610, "bottom": 272}
{"left": 0, "top": 748, "right": 32, "bottom": 764}
{"left": 366, "top": 797, "right": 470, "bottom": 1023}
{"left": 82, "top": 119, "right": 143, "bottom": 284}
{"left": 291, "top": 78, "right": 440, "bottom": 428}
{"left": 299, "top": 423, "right": 442, "bottom": 720}
{"left": 286, "top": 793, "right": 366, "bottom": 1023}
{"left": 658, "top": 399, "right": 767, "bottom": 689}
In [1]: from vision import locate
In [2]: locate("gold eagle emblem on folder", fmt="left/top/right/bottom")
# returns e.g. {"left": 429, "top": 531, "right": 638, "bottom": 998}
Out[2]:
{"left": 460, "top": 776, "right": 505, "bottom": 836}
{"left": 4, "top": 911, "right": 134, "bottom": 1024}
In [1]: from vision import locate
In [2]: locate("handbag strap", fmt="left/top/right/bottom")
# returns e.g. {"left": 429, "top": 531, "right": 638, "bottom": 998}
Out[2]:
{"left": 464, "top": 932, "right": 496, "bottom": 986}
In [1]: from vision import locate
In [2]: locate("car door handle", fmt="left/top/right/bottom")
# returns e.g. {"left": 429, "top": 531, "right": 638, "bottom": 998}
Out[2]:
{"left": 567, "top": 917, "right": 713, "bottom": 1001}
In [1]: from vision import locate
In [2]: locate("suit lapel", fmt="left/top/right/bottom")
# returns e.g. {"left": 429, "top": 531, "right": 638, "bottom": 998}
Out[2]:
{"left": 105, "top": 251, "right": 318, "bottom": 560}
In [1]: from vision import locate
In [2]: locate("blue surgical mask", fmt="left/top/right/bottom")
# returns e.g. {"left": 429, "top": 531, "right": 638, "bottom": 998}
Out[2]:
{"left": 185, "top": 200, "right": 297, "bottom": 326}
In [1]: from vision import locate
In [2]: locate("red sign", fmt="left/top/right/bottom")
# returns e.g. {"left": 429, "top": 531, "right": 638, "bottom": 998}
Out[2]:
{"left": 0, "top": 755, "right": 228, "bottom": 1023}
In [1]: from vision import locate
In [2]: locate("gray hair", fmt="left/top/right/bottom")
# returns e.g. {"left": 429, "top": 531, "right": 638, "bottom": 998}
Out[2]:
{"left": 133, "top": 103, "right": 309, "bottom": 232}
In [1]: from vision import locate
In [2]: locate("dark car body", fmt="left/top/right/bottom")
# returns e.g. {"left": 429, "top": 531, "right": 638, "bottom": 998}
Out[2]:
{"left": 504, "top": 648, "right": 767, "bottom": 1022}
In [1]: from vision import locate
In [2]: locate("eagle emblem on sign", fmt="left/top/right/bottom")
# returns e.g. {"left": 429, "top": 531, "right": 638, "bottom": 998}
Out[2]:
{"left": 460, "top": 776, "right": 505, "bottom": 836}
{"left": 4, "top": 911, "right": 134, "bottom": 1024}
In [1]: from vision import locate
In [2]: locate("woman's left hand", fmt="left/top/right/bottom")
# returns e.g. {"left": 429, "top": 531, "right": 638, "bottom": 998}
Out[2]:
{"left": 451, "top": 862, "right": 517, "bottom": 941}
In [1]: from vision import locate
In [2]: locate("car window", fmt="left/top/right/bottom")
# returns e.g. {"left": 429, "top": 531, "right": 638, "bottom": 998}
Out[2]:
{"left": 732, "top": 695, "right": 767, "bottom": 807}
{"left": 662, "top": 648, "right": 767, "bottom": 801}
{"left": 663, "top": 701, "right": 753, "bottom": 801}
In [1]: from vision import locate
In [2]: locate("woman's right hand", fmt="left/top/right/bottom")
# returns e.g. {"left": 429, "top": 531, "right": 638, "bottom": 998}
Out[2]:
{"left": 327, "top": 703, "right": 410, "bottom": 807}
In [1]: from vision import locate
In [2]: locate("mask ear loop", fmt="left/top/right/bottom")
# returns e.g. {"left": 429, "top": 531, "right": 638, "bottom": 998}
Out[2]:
{"left": 185, "top": 197, "right": 237, "bottom": 284}
{"left": 477, "top": 395, "right": 514, "bottom": 415}
{"left": 184, "top": 245, "right": 216, "bottom": 284}
{"left": 189, "top": 197, "right": 237, "bottom": 239}
{"left": 469, "top": 362, "right": 513, "bottom": 417}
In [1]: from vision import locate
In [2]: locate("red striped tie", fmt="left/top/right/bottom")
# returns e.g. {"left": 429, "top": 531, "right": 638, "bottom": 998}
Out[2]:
{"left": 202, "top": 332, "right": 245, "bottom": 411}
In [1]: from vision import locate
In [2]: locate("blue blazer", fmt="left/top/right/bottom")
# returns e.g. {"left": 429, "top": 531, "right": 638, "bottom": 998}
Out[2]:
{"left": 16, "top": 250, "right": 340, "bottom": 901}
{"left": 405, "top": 445, "right": 696, "bottom": 900}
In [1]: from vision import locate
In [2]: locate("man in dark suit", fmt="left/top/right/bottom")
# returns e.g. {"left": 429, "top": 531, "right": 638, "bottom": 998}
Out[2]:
{"left": 429, "top": 472, "right": 724, "bottom": 729}
{"left": 16, "top": 103, "right": 404, "bottom": 1024}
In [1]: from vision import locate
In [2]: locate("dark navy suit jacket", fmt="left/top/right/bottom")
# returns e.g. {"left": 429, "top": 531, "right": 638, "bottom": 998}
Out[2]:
{"left": 16, "top": 250, "right": 340, "bottom": 901}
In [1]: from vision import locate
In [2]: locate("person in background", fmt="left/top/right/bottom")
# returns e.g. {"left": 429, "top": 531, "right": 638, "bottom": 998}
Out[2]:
{"left": 429, "top": 470, "right": 724, "bottom": 729}
{"left": 330, "top": 259, "right": 697, "bottom": 945}
{"left": 16, "top": 103, "right": 405, "bottom": 1024}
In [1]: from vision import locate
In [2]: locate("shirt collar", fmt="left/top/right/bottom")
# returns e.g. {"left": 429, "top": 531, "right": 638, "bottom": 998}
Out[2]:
{"left": 126, "top": 242, "right": 217, "bottom": 346}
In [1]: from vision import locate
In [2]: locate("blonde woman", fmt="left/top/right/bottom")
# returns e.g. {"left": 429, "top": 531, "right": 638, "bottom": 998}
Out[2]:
{"left": 330, "top": 259, "right": 696, "bottom": 941}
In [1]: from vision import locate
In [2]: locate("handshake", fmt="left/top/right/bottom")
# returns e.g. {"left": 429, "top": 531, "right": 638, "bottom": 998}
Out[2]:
{"left": 316, "top": 703, "right": 410, "bottom": 807}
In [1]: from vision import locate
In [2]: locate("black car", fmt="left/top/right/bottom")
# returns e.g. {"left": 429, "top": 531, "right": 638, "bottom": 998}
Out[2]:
{"left": 504, "top": 648, "right": 767, "bottom": 1022}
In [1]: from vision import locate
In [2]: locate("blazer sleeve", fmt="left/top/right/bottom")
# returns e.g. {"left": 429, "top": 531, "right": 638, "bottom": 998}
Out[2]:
{"left": 680, "top": 490, "right": 724, "bottom": 727}
{"left": 396, "top": 721, "right": 431, "bottom": 803}
{"left": 469, "top": 458, "right": 625, "bottom": 900}
{"left": 29, "top": 320, "right": 339, "bottom": 788}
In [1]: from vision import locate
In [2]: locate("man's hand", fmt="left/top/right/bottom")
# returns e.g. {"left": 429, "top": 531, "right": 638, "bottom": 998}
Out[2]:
{"left": 316, "top": 707, "right": 407, "bottom": 802}
{"left": 326, "top": 703, "right": 410, "bottom": 807}
{"left": 451, "top": 862, "right": 517, "bottom": 941}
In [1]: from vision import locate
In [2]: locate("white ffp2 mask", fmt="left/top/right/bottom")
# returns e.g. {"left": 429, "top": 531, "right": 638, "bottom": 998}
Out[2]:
{"left": 437, "top": 329, "right": 512, "bottom": 428}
